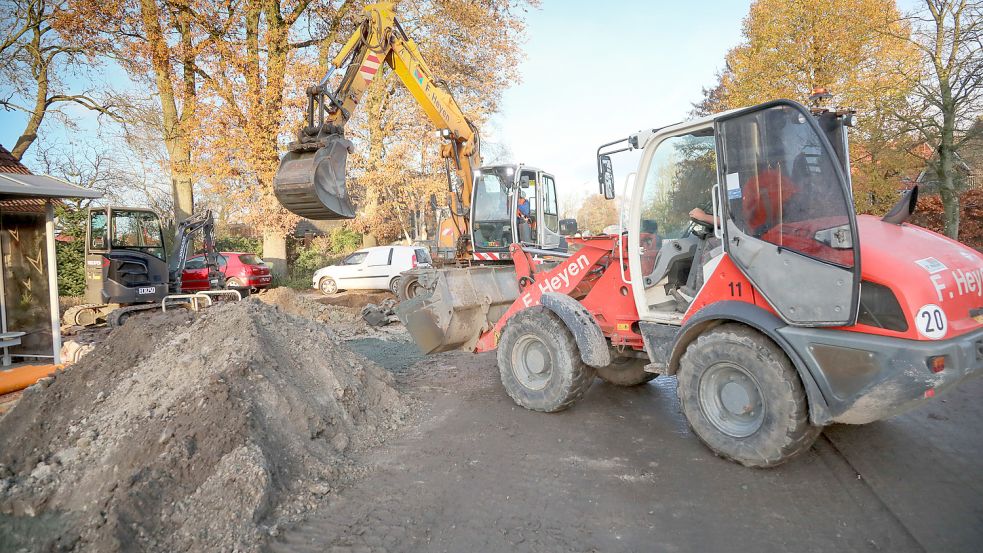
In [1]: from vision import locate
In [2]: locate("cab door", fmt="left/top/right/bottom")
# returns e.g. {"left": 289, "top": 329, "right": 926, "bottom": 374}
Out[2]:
{"left": 715, "top": 100, "right": 860, "bottom": 326}
{"left": 537, "top": 172, "right": 562, "bottom": 249}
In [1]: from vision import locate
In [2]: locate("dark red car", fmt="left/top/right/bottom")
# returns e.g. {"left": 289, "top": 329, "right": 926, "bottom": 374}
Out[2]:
{"left": 181, "top": 252, "right": 272, "bottom": 292}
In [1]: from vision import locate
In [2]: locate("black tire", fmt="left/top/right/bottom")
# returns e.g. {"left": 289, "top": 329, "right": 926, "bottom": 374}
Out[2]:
{"left": 596, "top": 357, "right": 657, "bottom": 386}
{"left": 397, "top": 273, "right": 427, "bottom": 301}
{"left": 497, "top": 307, "right": 595, "bottom": 412}
{"left": 389, "top": 276, "right": 401, "bottom": 295}
{"left": 677, "top": 324, "right": 820, "bottom": 468}
{"left": 318, "top": 277, "right": 338, "bottom": 295}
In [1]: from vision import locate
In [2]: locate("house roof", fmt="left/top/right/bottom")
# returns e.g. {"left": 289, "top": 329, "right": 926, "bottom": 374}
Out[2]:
{"left": 0, "top": 145, "right": 31, "bottom": 175}
{"left": 0, "top": 173, "right": 103, "bottom": 200}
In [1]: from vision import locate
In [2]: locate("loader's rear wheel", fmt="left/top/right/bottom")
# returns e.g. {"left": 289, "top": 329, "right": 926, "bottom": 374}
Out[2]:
{"left": 497, "top": 307, "right": 595, "bottom": 412}
{"left": 597, "top": 357, "right": 657, "bottom": 386}
{"left": 319, "top": 277, "right": 338, "bottom": 295}
{"left": 677, "top": 324, "right": 821, "bottom": 468}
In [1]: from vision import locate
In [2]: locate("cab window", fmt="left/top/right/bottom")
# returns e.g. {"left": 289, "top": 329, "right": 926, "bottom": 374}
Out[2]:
{"left": 639, "top": 130, "right": 718, "bottom": 240}
{"left": 89, "top": 209, "right": 108, "bottom": 251}
{"left": 542, "top": 175, "right": 559, "bottom": 233}
{"left": 720, "top": 104, "right": 855, "bottom": 267}
{"left": 524, "top": 174, "right": 538, "bottom": 225}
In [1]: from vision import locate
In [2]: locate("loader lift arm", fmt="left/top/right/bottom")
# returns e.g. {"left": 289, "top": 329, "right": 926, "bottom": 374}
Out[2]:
{"left": 275, "top": 2, "right": 480, "bottom": 249}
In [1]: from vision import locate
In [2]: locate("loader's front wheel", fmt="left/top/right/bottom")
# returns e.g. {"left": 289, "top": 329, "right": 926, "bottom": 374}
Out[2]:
{"left": 677, "top": 324, "right": 820, "bottom": 468}
{"left": 497, "top": 307, "right": 595, "bottom": 413}
{"left": 597, "top": 357, "right": 657, "bottom": 386}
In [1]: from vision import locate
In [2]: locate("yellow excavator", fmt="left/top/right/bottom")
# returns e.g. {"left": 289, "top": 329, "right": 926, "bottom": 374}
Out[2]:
{"left": 274, "top": 2, "right": 569, "bottom": 272}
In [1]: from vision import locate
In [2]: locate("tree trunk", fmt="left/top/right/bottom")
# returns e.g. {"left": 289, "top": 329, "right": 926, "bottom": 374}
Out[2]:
{"left": 939, "top": 96, "right": 960, "bottom": 239}
{"left": 262, "top": 229, "right": 288, "bottom": 278}
{"left": 138, "top": 0, "right": 196, "bottom": 224}
{"left": 10, "top": 14, "right": 49, "bottom": 161}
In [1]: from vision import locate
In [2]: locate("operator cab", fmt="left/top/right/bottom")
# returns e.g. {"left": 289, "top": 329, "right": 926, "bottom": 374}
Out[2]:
{"left": 84, "top": 207, "right": 169, "bottom": 305}
{"left": 471, "top": 164, "right": 564, "bottom": 258}
{"left": 600, "top": 100, "right": 859, "bottom": 327}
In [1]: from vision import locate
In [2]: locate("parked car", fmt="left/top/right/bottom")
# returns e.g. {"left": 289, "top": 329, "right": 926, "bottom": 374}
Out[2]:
{"left": 181, "top": 252, "right": 272, "bottom": 292}
{"left": 312, "top": 245, "right": 432, "bottom": 295}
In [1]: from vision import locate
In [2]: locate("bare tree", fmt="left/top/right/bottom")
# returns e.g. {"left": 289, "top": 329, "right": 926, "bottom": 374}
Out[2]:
{"left": 897, "top": 0, "right": 983, "bottom": 237}
{"left": 0, "top": 0, "right": 122, "bottom": 160}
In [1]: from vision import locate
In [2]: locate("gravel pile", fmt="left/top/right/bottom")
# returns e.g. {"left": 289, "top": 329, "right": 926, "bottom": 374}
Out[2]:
{"left": 0, "top": 298, "right": 410, "bottom": 552}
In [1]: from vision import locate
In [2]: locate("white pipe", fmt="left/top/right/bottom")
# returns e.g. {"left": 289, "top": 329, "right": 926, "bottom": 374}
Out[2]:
{"left": 45, "top": 201, "right": 61, "bottom": 365}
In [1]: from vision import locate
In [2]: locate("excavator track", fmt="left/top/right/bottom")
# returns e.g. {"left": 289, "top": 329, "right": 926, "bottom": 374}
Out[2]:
{"left": 106, "top": 304, "right": 161, "bottom": 328}
{"left": 62, "top": 303, "right": 119, "bottom": 327}
{"left": 61, "top": 303, "right": 102, "bottom": 326}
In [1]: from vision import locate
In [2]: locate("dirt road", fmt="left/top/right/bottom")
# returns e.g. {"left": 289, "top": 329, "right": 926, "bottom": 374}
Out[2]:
{"left": 271, "top": 342, "right": 983, "bottom": 553}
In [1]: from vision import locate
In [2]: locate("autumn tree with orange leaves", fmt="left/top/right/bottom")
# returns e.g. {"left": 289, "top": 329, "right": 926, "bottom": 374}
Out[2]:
{"left": 695, "top": 0, "right": 922, "bottom": 215}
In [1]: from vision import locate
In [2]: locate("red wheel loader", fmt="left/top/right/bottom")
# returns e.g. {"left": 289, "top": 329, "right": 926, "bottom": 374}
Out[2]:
{"left": 395, "top": 99, "right": 983, "bottom": 467}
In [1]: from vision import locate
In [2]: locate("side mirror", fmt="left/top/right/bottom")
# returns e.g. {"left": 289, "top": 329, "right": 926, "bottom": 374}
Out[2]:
{"left": 598, "top": 155, "right": 615, "bottom": 199}
{"left": 519, "top": 175, "right": 530, "bottom": 189}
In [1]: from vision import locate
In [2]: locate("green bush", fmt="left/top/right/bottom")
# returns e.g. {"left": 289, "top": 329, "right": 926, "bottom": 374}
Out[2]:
{"left": 328, "top": 226, "right": 361, "bottom": 253}
{"left": 215, "top": 235, "right": 262, "bottom": 255}
{"left": 293, "top": 244, "right": 327, "bottom": 278}
{"left": 55, "top": 205, "right": 86, "bottom": 297}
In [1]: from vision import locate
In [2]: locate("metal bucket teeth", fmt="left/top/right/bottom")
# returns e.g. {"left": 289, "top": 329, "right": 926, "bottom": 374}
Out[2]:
{"left": 396, "top": 266, "right": 520, "bottom": 354}
{"left": 274, "top": 135, "right": 357, "bottom": 220}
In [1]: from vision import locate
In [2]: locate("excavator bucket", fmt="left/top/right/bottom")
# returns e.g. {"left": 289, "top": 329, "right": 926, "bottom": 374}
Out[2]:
{"left": 396, "top": 266, "right": 520, "bottom": 354}
{"left": 274, "top": 134, "right": 357, "bottom": 220}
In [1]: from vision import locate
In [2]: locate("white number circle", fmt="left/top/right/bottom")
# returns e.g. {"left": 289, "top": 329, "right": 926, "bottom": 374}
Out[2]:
{"left": 916, "top": 304, "right": 947, "bottom": 340}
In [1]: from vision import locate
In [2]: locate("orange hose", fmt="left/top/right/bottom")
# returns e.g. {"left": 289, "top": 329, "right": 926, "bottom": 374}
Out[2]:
{"left": 0, "top": 364, "right": 62, "bottom": 395}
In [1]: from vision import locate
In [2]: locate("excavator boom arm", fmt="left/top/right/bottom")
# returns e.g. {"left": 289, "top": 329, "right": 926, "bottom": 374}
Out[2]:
{"left": 275, "top": 2, "right": 479, "bottom": 236}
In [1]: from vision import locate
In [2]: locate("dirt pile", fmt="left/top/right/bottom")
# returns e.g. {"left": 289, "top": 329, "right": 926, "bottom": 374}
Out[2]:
{"left": 0, "top": 299, "right": 410, "bottom": 552}
{"left": 255, "top": 287, "right": 408, "bottom": 341}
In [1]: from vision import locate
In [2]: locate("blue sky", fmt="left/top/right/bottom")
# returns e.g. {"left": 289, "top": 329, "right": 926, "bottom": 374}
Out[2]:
{"left": 489, "top": 0, "right": 752, "bottom": 203}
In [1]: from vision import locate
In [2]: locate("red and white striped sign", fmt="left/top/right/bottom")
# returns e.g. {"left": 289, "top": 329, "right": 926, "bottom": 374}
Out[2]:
{"left": 473, "top": 251, "right": 501, "bottom": 261}
{"left": 359, "top": 53, "right": 382, "bottom": 85}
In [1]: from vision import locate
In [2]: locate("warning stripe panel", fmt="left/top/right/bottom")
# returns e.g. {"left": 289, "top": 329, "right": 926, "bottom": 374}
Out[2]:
{"left": 359, "top": 52, "right": 383, "bottom": 85}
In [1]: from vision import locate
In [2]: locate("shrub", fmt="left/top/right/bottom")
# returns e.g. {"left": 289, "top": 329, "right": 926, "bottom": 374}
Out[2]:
{"left": 910, "top": 188, "right": 983, "bottom": 251}
{"left": 328, "top": 226, "right": 361, "bottom": 253}
{"left": 215, "top": 235, "right": 262, "bottom": 255}
{"left": 55, "top": 205, "right": 86, "bottom": 297}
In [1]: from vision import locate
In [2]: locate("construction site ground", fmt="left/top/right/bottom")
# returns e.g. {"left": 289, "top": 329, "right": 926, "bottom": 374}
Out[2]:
{"left": 2, "top": 289, "right": 981, "bottom": 552}
{"left": 278, "top": 331, "right": 983, "bottom": 553}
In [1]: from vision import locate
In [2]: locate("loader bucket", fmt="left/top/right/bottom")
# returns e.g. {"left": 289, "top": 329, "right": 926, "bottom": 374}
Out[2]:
{"left": 274, "top": 134, "right": 357, "bottom": 220}
{"left": 396, "top": 266, "right": 520, "bottom": 354}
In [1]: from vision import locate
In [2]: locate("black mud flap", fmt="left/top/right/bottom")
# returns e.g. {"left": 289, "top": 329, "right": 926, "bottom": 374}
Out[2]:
{"left": 540, "top": 292, "right": 611, "bottom": 368}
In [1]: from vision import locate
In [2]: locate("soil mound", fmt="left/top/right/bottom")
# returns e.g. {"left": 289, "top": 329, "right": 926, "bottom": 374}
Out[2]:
{"left": 0, "top": 299, "right": 409, "bottom": 552}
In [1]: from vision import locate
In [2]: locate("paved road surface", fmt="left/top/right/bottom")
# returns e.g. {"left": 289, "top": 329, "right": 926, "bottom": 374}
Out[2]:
{"left": 270, "top": 348, "right": 983, "bottom": 553}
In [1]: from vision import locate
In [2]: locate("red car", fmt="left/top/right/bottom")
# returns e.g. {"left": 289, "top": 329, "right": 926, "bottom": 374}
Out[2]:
{"left": 181, "top": 252, "right": 272, "bottom": 292}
